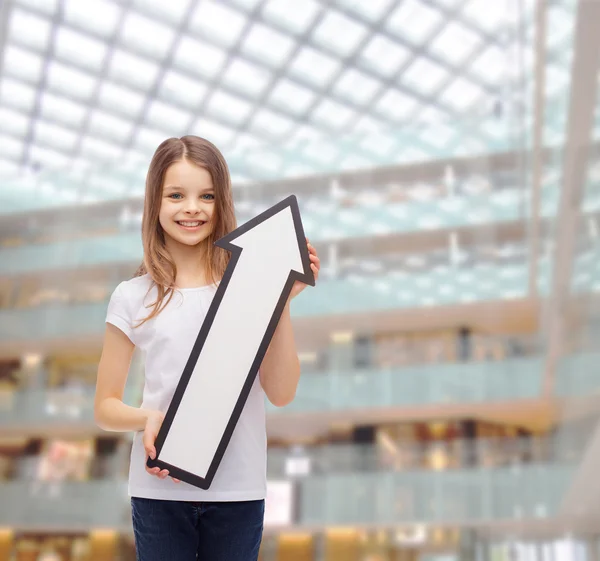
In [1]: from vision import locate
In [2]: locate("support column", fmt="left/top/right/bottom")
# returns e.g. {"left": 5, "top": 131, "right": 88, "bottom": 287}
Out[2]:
{"left": 0, "top": 529, "right": 12, "bottom": 561}
{"left": 89, "top": 530, "right": 118, "bottom": 561}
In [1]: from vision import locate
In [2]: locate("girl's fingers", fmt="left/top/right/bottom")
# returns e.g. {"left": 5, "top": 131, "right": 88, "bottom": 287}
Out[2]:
{"left": 173, "top": 478, "right": 181, "bottom": 483}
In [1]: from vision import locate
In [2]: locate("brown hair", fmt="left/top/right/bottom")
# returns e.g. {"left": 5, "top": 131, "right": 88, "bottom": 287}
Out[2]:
{"left": 133, "top": 135, "right": 236, "bottom": 326}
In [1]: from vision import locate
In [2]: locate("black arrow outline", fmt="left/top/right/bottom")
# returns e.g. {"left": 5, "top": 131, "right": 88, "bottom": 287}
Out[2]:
{"left": 147, "top": 194, "right": 315, "bottom": 489}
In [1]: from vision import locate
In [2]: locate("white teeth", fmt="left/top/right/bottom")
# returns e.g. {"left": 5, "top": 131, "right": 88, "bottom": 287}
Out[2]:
{"left": 178, "top": 221, "right": 203, "bottom": 227}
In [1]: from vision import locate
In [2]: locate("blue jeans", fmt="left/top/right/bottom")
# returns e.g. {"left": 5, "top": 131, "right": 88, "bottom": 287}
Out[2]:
{"left": 131, "top": 497, "right": 265, "bottom": 561}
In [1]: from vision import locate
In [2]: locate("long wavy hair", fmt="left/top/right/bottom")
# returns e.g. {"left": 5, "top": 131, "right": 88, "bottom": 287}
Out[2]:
{"left": 133, "top": 135, "right": 237, "bottom": 327}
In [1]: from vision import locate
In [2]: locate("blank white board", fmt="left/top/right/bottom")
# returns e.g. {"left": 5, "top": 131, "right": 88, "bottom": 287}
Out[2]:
{"left": 147, "top": 195, "right": 314, "bottom": 489}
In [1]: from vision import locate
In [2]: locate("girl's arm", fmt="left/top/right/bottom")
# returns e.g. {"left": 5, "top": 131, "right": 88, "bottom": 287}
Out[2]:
{"left": 94, "top": 323, "right": 159, "bottom": 432}
{"left": 259, "top": 300, "right": 300, "bottom": 407}
{"left": 95, "top": 323, "right": 179, "bottom": 482}
{"left": 259, "top": 240, "right": 320, "bottom": 407}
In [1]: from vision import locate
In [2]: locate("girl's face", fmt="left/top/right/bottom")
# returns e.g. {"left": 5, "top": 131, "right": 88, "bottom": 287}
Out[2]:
{"left": 159, "top": 158, "right": 216, "bottom": 247}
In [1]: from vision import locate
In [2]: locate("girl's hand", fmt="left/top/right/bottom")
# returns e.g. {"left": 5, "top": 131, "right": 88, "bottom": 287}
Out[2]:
{"left": 290, "top": 239, "right": 320, "bottom": 300}
{"left": 143, "top": 410, "right": 180, "bottom": 483}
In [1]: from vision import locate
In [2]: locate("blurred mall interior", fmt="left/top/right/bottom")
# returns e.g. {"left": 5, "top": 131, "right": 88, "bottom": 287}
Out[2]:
{"left": 1, "top": 0, "right": 600, "bottom": 559}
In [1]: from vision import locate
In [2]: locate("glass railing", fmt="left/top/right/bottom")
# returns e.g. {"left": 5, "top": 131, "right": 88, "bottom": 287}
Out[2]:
{"left": 10, "top": 349, "right": 599, "bottom": 428}
{"left": 555, "top": 351, "right": 600, "bottom": 397}
{"left": 273, "top": 357, "right": 544, "bottom": 414}
{"left": 7, "top": 241, "right": 600, "bottom": 320}
{"left": 0, "top": 480, "right": 130, "bottom": 530}
{"left": 298, "top": 464, "right": 573, "bottom": 525}
{"left": 0, "top": 192, "right": 531, "bottom": 273}
{"left": 0, "top": 265, "right": 533, "bottom": 333}
{"left": 3, "top": 353, "right": 596, "bottom": 432}
{"left": 0, "top": 357, "right": 544, "bottom": 430}
{"left": 0, "top": 462, "right": 573, "bottom": 530}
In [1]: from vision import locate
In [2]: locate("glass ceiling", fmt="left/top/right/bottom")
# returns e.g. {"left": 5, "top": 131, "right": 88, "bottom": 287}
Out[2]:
{"left": 0, "top": 0, "right": 571, "bottom": 209}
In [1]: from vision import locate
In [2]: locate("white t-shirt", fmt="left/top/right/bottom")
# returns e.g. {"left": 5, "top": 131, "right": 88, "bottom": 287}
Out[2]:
{"left": 105, "top": 273, "right": 267, "bottom": 502}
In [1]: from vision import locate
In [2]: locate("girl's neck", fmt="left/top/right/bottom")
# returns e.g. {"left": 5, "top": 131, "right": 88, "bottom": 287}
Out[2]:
{"left": 165, "top": 238, "right": 210, "bottom": 288}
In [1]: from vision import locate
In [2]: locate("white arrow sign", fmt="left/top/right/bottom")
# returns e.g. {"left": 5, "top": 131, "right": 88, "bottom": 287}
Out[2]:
{"left": 147, "top": 195, "right": 314, "bottom": 489}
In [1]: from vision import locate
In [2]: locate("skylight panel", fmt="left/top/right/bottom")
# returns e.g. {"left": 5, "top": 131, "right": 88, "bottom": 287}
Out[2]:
{"left": 0, "top": 160, "right": 19, "bottom": 174}
{"left": 98, "top": 82, "right": 146, "bottom": 117}
{"left": 231, "top": 132, "right": 265, "bottom": 152}
{"left": 191, "top": 118, "right": 236, "bottom": 147}
{"left": 359, "top": 131, "right": 396, "bottom": 155}
{"left": 286, "top": 123, "right": 321, "bottom": 147}
{"left": 120, "top": 12, "right": 175, "bottom": 59}
{"left": 29, "top": 144, "right": 70, "bottom": 167}
{"left": 132, "top": 0, "right": 191, "bottom": 25}
{"left": 303, "top": 140, "right": 339, "bottom": 165}
{"left": 359, "top": 35, "right": 411, "bottom": 78}
{"left": 402, "top": 58, "right": 450, "bottom": 95}
{"left": 335, "top": 0, "right": 395, "bottom": 22}
{"left": 3, "top": 45, "right": 44, "bottom": 83}
{"left": 311, "top": 10, "right": 369, "bottom": 56}
{"left": 241, "top": 23, "right": 296, "bottom": 67}
{"left": 374, "top": 89, "right": 418, "bottom": 121}
{"left": 222, "top": 59, "right": 272, "bottom": 97}
{"left": 441, "top": 79, "right": 483, "bottom": 111}
{"left": 190, "top": 1, "right": 247, "bottom": 48}
{"left": 207, "top": 91, "right": 254, "bottom": 125}
{"left": 0, "top": 135, "right": 24, "bottom": 159}
{"left": 34, "top": 120, "right": 78, "bottom": 152}
{"left": 54, "top": 27, "right": 107, "bottom": 72}
{"left": 173, "top": 37, "right": 227, "bottom": 79}
{"left": 250, "top": 109, "right": 294, "bottom": 138}
{"left": 63, "top": 0, "right": 121, "bottom": 38}
{"left": 252, "top": 150, "right": 284, "bottom": 175}
{"left": 418, "top": 102, "right": 448, "bottom": 124}
{"left": 8, "top": 9, "right": 52, "bottom": 52}
{"left": 430, "top": 22, "right": 482, "bottom": 65}
{"left": 39, "top": 92, "right": 86, "bottom": 128}
{"left": 462, "top": 0, "right": 506, "bottom": 32}
{"left": 419, "top": 122, "right": 454, "bottom": 148}
{"left": 158, "top": 71, "right": 207, "bottom": 109}
{"left": 353, "top": 114, "right": 386, "bottom": 133}
{"left": 268, "top": 79, "right": 316, "bottom": 115}
{"left": 146, "top": 100, "right": 191, "bottom": 132}
{"left": 333, "top": 69, "right": 381, "bottom": 105}
{"left": 470, "top": 47, "right": 507, "bottom": 85}
{"left": 15, "top": 0, "right": 58, "bottom": 17}
{"left": 311, "top": 99, "right": 355, "bottom": 129}
{"left": 288, "top": 46, "right": 341, "bottom": 87}
{"left": 0, "top": 79, "right": 37, "bottom": 112}
{"left": 81, "top": 136, "right": 122, "bottom": 161}
{"left": 88, "top": 110, "right": 134, "bottom": 142}
{"left": 0, "top": 108, "right": 28, "bottom": 137}
{"left": 386, "top": 0, "right": 443, "bottom": 44}
{"left": 262, "top": 0, "right": 321, "bottom": 34}
{"left": 108, "top": 49, "right": 160, "bottom": 90}
{"left": 46, "top": 61, "right": 97, "bottom": 101}
{"left": 227, "top": 0, "right": 263, "bottom": 10}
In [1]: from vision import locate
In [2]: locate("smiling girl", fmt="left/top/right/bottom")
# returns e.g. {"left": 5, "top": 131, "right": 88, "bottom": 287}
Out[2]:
{"left": 94, "top": 135, "right": 320, "bottom": 561}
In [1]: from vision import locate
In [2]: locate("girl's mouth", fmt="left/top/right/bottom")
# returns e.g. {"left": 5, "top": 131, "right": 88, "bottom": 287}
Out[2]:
{"left": 176, "top": 220, "right": 206, "bottom": 230}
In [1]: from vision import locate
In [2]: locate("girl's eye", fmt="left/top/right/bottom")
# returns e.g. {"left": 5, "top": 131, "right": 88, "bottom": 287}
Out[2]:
{"left": 169, "top": 193, "right": 183, "bottom": 200}
{"left": 202, "top": 194, "right": 215, "bottom": 200}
